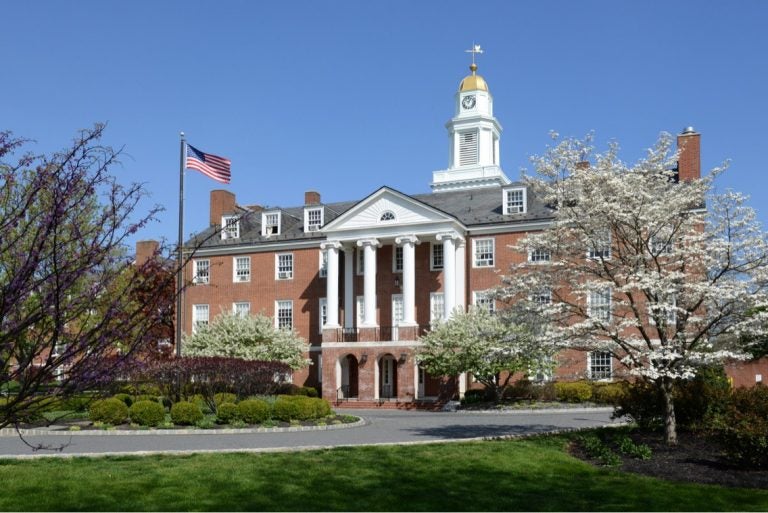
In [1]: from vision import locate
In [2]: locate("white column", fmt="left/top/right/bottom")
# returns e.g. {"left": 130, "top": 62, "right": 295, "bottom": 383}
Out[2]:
{"left": 357, "top": 239, "right": 379, "bottom": 327}
{"left": 438, "top": 233, "right": 457, "bottom": 319}
{"left": 455, "top": 238, "right": 466, "bottom": 311}
{"left": 343, "top": 247, "right": 354, "bottom": 329}
{"left": 395, "top": 235, "right": 419, "bottom": 326}
{"left": 321, "top": 241, "right": 341, "bottom": 328}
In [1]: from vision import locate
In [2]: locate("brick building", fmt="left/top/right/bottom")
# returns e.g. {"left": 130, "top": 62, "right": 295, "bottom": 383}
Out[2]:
{"left": 179, "top": 61, "right": 748, "bottom": 404}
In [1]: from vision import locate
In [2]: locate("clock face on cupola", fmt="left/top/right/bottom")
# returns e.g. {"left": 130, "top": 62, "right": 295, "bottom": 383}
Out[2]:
{"left": 461, "top": 95, "right": 476, "bottom": 109}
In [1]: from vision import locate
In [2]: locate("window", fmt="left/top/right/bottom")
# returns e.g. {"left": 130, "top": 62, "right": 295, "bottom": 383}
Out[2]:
{"left": 318, "top": 354, "right": 322, "bottom": 383}
{"left": 276, "top": 253, "right": 294, "bottom": 280}
{"left": 651, "top": 293, "right": 677, "bottom": 326}
{"left": 588, "top": 288, "right": 612, "bottom": 323}
{"left": 459, "top": 130, "right": 478, "bottom": 166}
{"left": 233, "top": 257, "right": 250, "bottom": 282}
{"left": 473, "top": 291, "right": 496, "bottom": 313}
{"left": 233, "top": 302, "right": 250, "bottom": 317}
{"left": 356, "top": 296, "right": 364, "bottom": 326}
{"left": 262, "top": 211, "right": 281, "bottom": 236}
{"left": 393, "top": 246, "right": 403, "bottom": 273}
{"left": 276, "top": 300, "right": 293, "bottom": 329}
{"left": 473, "top": 238, "right": 495, "bottom": 267}
{"left": 319, "top": 298, "right": 327, "bottom": 333}
{"left": 430, "top": 293, "right": 445, "bottom": 323}
{"left": 305, "top": 207, "right": 323, "bottom": 232}
{"left": 380, "top": 211, "right": 395, "bottom": 222}
{"left": 356, "top": 249, "right": 364, "bottom": 276}
{"left": 588, "top": 230, "right": 611, "bottom": 259}
{"left": 193, "top": 259, "right": 210, "bottom": 284}
{"left": 531, "top": 288, "right": 552, "bottom": 306}
{"left": 222, "top": 216, "right": 239, "bottom": 239}
{"left": 431, "top": 242, "right": 444, "bottom": 270}
{"left": 651, "top": 231, "right": 674, "bottom": 255}
{"left": 589, "top": 351, "right": 613, "bottom": 380}
{"left": 392, "top": 294, "right": 404, "bottom": 328}
{"left": 529, "top": 247, "right": 551, "bottom": 263}
{"left": 192, "top": 304, "right": 209, "bottom": 333}
{"left": 319, "top": 250, "right": 328, "bottom": 278}
{"left": 504, "top": 187, "right": 526, "bottom": 215}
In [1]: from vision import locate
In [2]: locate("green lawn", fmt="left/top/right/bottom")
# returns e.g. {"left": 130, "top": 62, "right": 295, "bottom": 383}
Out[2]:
{"left": 0, "top": 435, "right": 765, "bottom": 511}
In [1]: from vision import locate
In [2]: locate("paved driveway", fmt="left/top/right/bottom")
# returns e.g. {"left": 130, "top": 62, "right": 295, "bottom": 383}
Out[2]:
{"left": 0, "top": 408, "right": 618, "bottom": 458}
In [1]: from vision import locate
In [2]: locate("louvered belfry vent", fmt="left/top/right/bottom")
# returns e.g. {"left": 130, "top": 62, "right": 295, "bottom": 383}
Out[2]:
{"left": 459, "top": 131, "right": 478, "bottom": 166}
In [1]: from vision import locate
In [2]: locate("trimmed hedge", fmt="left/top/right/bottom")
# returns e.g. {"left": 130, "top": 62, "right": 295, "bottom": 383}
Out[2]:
{"left": 170, "top": 401, "right": 203, "bottom": 425}
{"left": 89, "top": 398, "right": 128, "bottom": 425}
{"left": 555, "top": 381, "right": 593, "bottom": 402}
{"left": 216, "top": 402, "right": 240, "bottom": 424}
{"left": 129, "top": 400, "right": 165, "bottom": 427}
{"left": 237, "top": 399, "right": 271, "bottom": 424}
{"left": 273, "top": 395, "right": 332, "bottom": 421}
{"left": 592, "top": 383, "right": 626, "bottom": 405}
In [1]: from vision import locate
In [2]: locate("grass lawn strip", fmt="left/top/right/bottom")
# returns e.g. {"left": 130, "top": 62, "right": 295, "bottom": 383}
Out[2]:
{"left": 0, "top": 435, "right": 765, "bottom": 511}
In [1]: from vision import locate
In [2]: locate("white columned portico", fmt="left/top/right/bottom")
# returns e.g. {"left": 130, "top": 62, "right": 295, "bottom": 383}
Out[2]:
{"left": 437, "top": 233, "right": 457, "bottom": 319}
{"left": 455, "top": 238, "right": 466, "bottom": 311}
{"left": 321, "top": 241, "right": 342, "bottom": 328}
{"left": 357, "top": 238, "right": 379, "bottom": 327}
{"left": 395, "top": 235, "right": 419, "bottom": 326}
{"left": 343, "top": 247, "right": 354, "bottom": 329}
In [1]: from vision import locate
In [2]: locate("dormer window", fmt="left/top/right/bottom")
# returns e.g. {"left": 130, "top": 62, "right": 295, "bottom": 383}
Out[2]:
{"left": 221, "top": 215, "right": 239, "bottom": 239}
{"left": 503, "top": 187, "right": 527, "bottom": 215}
{"left": 262, "top": 211, "right": 281, "bottom": 237}
{"left": 304, "top": 207, "right": 324, "bottom": 232}
{"left": 379, "top": 211, "right": 396, "bottom": 222}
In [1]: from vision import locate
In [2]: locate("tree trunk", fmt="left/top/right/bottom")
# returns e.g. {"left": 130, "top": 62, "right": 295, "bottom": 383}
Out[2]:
{"left": 661, "top": 377, "right": 678, "bottom": 446}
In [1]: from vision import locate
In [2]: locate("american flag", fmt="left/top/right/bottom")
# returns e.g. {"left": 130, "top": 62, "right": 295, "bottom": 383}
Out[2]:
{"left": 186, "top": 144, "right": 231, "bottom": 184}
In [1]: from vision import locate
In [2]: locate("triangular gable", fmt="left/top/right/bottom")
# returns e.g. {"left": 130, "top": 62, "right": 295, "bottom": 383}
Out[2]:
{"left": 322, "top": 186, "right": 463, "bottom": 233}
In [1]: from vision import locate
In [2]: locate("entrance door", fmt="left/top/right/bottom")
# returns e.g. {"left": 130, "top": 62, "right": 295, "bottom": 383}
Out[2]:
{"left": 418, "top": 366, "right": 425, "bottom": 398}
{"left": 380, "top": 356, "right": 396, "bottom": 399}
{"left": 391, "top": 294, "right": 403, "bottom": 341}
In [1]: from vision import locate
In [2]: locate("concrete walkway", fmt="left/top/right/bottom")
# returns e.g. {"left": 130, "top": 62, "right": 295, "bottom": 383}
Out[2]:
{"left": 0, "top": 408, "right": 618, "bottom": 459}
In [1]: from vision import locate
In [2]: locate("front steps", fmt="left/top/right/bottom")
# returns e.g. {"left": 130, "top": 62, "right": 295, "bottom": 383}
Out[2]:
{"left": 332, "top": 399, "right": 446, "bottom": 411}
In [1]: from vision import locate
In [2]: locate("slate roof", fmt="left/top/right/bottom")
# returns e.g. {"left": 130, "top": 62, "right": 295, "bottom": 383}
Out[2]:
{"left": 188, "top": 183, "right": 555, "bottom": 249}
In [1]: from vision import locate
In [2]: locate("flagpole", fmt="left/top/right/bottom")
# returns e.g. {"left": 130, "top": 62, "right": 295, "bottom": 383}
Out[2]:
{"left": 176, "top": 132, "right": 186, "bottom": 358}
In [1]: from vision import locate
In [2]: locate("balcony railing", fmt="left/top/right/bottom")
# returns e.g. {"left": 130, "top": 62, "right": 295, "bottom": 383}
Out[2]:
{"left": 325, "top": 325, "right": 431, "bottom": 343}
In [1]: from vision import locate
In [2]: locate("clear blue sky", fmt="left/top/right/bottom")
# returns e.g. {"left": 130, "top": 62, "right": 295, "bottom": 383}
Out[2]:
{"left": 4, "top": 1, "right": 767, "bottom": 251}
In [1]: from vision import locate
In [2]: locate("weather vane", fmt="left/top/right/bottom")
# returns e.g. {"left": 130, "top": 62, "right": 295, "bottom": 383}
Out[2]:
{"left": 465, "top": 43, "right": 484, "bottom": 65}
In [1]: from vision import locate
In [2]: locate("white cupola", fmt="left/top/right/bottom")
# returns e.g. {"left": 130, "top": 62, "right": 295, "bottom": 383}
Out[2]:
{"left": 431, "top": 50, "right": 511, "bottom": 192}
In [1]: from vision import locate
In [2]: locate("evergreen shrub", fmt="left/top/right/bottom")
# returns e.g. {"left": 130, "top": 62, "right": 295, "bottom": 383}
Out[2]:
{"left": 89, "top": 398, "right": 128, "bottom": 425}
{"left": 237, "top": 399, "right": 271, "bottom": 424}
{"left": 170, "top": 401, "right": 203, "bottom": 425}
{"left": 216, "top": 402, "right": 239, "bottom": 424}
{"left": 554, "top": 381, "right": 592, "bottom": 402}
{"left": 129, "top": 400, "right": 165, "bottom": 427}
{"left": 113, "top": 393, "right": 133, "bottom": 407}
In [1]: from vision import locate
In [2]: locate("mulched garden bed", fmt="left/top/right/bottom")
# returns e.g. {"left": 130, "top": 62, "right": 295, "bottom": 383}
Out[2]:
{"left": 571, "top": 429, "right": 768, "bottom": 489}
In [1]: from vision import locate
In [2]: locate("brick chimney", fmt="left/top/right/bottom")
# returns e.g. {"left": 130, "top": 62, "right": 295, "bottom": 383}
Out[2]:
{"left": 135, "top": 240, "right": 159, "bottom": 266}
{"left": 304, "top": 190, "right": 321, "bottom": 205}
{"left": 677, "top": 127, "right": 701, "bottom": 182}
{"left": 210, "top": 190, "right": 236, "bottom": 226}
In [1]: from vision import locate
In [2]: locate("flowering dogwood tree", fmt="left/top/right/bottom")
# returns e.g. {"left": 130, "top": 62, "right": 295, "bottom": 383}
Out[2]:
{"left": 417, "top": 307, "right": 555, "bottom": 401}
{"left": 183, "top": 311, "right": 310, "bottom": 370}
{"left": 498, "top": 133, "right": 768, "bottom": 445}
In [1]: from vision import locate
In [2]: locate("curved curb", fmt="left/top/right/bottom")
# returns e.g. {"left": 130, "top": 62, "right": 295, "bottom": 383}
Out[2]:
{"left": 0, "top": 417, "right": 366, "bottom": 437}
{"left": 452, "top": 406, "right": 615, "bottom": 415}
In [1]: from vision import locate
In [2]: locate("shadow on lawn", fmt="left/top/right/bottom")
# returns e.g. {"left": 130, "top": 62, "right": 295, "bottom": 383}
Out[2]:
{"left": 401, "top": 423, "right": 567, "bottom": 439}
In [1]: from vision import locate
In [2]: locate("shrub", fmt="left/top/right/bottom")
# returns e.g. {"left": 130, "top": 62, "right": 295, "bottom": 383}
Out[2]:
{"left": 530, "top": 382, "right": 557, "bottom": 402}
{"left": 195, "top": 416, "right": 217, "bottom": 429}
{"left": 461, "top": 389, "right": 489, "bottom": 405}
{"left": 675, "top": 365, "right": 732, "bottom": 429}
{"left": 717, "top": 386, "right": 768, "bottom": 469}
{"left": 614, "top": 435, "right": 652, "bottom": 460}
{"left": 170, "top": 401, "right": 203, "bottom": 425}
{"left": 113, "top": 393, "right": 133, "bottom": 407}
{"left": 129, "top": 400, "right": 165, "bottom": 427}
{"left": 298, "top": 386, "right": 319, "bottom": 398}
{"left": 504, "top": 380, "right": 533, "bottom": 400}
{"left": 59, "top": 395, "right": 92, "bottom": 412}
{"left": 237, "top": 399, "right": 271, "bottom": 424}
{"left": 132, "top": 394, "right": 159, "bottom": 404}
{"left": 89, "top": 398, "right": 128, "bottom": 425}
{"left": 273, "top": 395, "right": 331, "bottom": 421}
{"left": 555, "top": 381, "right": 592, "bottom": 402}
{"left": 216, "top": 402, "right": 239, "bottom": 424}
{"left": 592, "top": 382, "right": 626, "bottom": 405}
{"left": 576, "top": 434, "right": 621, "bottom": 466}
{"left": 214, "top": 393, "right": 237, "bottom": 406}
{"left": 613, "top": 381, "right": 663, "bottom": 428}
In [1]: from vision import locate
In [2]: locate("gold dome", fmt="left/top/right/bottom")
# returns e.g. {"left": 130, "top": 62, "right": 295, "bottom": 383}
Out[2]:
{"left": 459, "top": 63, "right": 489, "bottom": 92}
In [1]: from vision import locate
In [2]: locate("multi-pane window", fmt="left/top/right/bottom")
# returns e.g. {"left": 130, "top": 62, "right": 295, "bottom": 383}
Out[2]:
{"left": 504, "top": 188, "right": 526, "bottom": 214}
{"left": 431, "top": 243, "right": 444, "bottom": 270}
{"left": 588, "top": 288, "right": 612, "bottom": 323}
{"left": 473, "top": 291, "right": 496, "bottom": 313}
{"left": 276, "top": 253, "right": 293, "bottom": 280}
{"left": 356, "top": 249, "right": 364, "bottom": 276}
{"left": 473, "top": 238, "right": 495, "bottom": 267}
{"left": 193, "top": 259, "right": 210, "bottom": 284}
{"left": 262, "top": 212, "right": 280, "bottom": 236}
{"left": 192, "top": 304, "right": 209, "bottom": 333}
{"left": 393, "top": 246, "right": 403, "bottom": 273}
{"left": 589, "top": 351, "right": 613, "bottom": 380}
{"left": 276, "top": 300, "right": 293, "bottom": 329}
{"left": 529, "top": 247, "right": 551, "bottom": 263}
{"left": 459, "top": 130, "right": 478, "bottom": 166}
{"left": 588, "top": 230, "right": 611, "bottom": 259}
{"left": 319, "top": 298, "right": 327, "bottom": 333}
{"left": 531, "top": 288, "right": 552, "bottom": 306}
{"left": 651, "top": 293, "right": 677, "bottom": 326}
{"left": 233, "top": 302, "right": 250, "bottom": 317}
{"left": 305, "top": 207, "right": 323, "bottom": 232}
{"left": 651, "top": 231, "right": 674, "bottom": 255}
{"left": 222, "top": 216, "right": 239, "bottom": 239}
{"left": 319, "top": 250, "right": 328, "bottom": 278}
{"left": 234, "top": 257, "right": 250, "bottom": 282}
{"left": 430, "top": 293, "right": 445, "bottom": 323}
{"left": 356, "top": 296, "right": 365, "bottom": 326}
{"left": 380, "top": 211, "right": 396, "bottom": 221}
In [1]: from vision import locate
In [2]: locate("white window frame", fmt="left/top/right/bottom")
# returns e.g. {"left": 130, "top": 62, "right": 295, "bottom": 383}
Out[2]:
{"left": 276, "top": 253, "right": 294, "bottom": 280}
{"left": 588, "top": 288, "right": 612, "bottom": 324}
{"left": 262, "top": 211, "right": 281, "bottom": 237}
{"left": 503, "top": 187, "right": 527, "bottom": 215}
{"left": 233, "top": 302, "right": 250, "bottom": 317}
{"left": 192, "top": 304, "right": 209, "bottom": 333}
{"left": 588, "top": 230, "right": 612, "bottom": 260}
{"left": 275, "top": 300, "right": 293, "bottom": 330}
{"left": 356, "top": 249, "right": 364, "bottom": 276}
{"left": 473, "top": 290, "right": 496, "bottom": 313}
{"left": 192, "top": 259, "right": 210, "bottom": 285}
{"left": 528, "top": 247, "right": 551, "bottom": 263}
{"left": 233, "top": 256, "right": 251, "bottom": 283}
{"left": 393, "top": 246, "right": 403, "bottom": 273}
{"left": 531, "top": 288, "right": 552, "bottom": 306}
{"left": 222, "top": 215, "right": 239, "bottom": 240}
{"left": 588, "top": 351, "right": 613, "bottom": 381}
{"left": 356, "top": 295, "right": 364, "bottom": 326}
{"left": 430, "top": 242, "right": 444, "bottom": 271}
{"left": 304, "top": 207, "right": 324, "bottom": 232}
{"left": 650, "top": 292, "right": 677, "bottom": 326}
{"left": 319, "top": 250, "right": 328, "bottom": 278}
{"left": 651, "top": 231, "right": 674, "bottom": 255}
{"left": 473, "top": 238, "right": 495, "bottom": 268}
{"left": 379, "top": 211, "right": 396, "bottom": 222}
{"left": 430, "top": 292, "right": 445, "bottom": 323}
{"left": 319, "top": 298, "right": 327, "bottom": 334}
